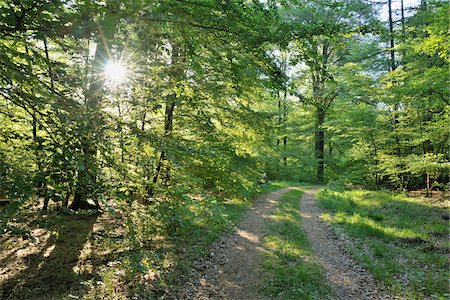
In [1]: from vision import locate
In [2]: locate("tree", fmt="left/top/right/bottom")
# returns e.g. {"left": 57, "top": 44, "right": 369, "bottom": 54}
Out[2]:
{"left": 285, "top": 0, "right": 378, "bottom": 183}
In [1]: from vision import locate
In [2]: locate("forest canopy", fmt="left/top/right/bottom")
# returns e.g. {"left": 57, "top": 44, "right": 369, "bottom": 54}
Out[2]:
{"left": 0, "top": 0, "right": 448, "bottom": 217}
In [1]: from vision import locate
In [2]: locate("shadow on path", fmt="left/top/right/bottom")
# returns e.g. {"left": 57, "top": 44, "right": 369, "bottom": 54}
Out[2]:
{"left": 300, "top": 189, "right": 391, "bottom": 300}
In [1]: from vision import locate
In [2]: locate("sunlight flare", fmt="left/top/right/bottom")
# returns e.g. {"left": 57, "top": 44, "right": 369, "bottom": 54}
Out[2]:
{"left": 104, "top": 61, "right": 128, "bottom": 85}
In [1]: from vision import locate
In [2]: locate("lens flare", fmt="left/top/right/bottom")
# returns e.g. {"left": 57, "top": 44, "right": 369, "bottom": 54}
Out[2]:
{"left": 104, "top": 61, "right": 128, "bottom": 84}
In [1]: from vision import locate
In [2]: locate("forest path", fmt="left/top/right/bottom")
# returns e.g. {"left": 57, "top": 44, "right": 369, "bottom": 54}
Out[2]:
{"left": 177, "top": 187, "right": 296, "bottom": 299}
{"left": 300, "top": 188, "right": 391, "bottom": 300}
{"left": 177, "top": 187, "right": 391, "bottom": 299}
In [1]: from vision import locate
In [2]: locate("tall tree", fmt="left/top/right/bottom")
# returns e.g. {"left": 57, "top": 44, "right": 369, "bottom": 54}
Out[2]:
{"left": 285, "top": 0, "right": 378, "bottom": 183}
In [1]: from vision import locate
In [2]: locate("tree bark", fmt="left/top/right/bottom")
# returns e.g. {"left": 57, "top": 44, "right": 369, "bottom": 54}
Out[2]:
{"left": 283, "top": 88, "right": 287, "bottom": 167}
{"left": 151, "top": 101, "right": 176, "bottom": 187}
{"left": 315, "top": 106, "right": 325, "bottom": 183}
{"left": 306, "top": 40, "right": 334, "bottom": 184}
{"left": 276, "top": 90, "right": 281, "bottom": 175}
{"left": 388, "top": 0, "right": 396, "bottom": 72}
{"left": 400, "top": 0, "right": 405, "bottom": 38}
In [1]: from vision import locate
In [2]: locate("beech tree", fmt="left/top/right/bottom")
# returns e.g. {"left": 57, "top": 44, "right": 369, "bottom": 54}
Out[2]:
{"left": 284, "top": 0, "right": 378, "bottom": 183}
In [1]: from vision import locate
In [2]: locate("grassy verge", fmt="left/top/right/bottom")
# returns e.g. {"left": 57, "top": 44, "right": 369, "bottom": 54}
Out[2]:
{"left": 262, "top": 188, "right": 330, "bottom": 299}
{"left": 316, "top": 189, "right": 449, "bottom": 299}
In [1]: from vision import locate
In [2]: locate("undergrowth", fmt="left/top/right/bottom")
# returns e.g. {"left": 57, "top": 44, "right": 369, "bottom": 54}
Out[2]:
{"left": 1, "top": 182, "right": 309, "bottom": 299}
{"left": 316, "top": 189, "right": 450, "bottom": 299}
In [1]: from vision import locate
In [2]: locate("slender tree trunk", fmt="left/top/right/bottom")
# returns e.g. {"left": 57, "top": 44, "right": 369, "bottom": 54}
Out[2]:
{"left": 151, "top": 101, "right": 176, "bottom": 187}
{"left": 282, "top": 54, "right": 288, "bottom": 168}
{"left": 149, "top": 43, "right": 182, "bottom": 194}
{"left": 42, "top": 37, "right": 55, "bottom": 211}
{"left": 32, "top": 113, "right": 50, "bottom": 211}
{"left": 117, "top": 103, "right": 125, "bottom": 164}
{"left": 388, "top": 0, "right": 396, "bottom": 72}
{"left": 370, "top": 133, "right": 380, "bottom": 189}
{"left": 315, "top": 106, "right": 325, "bottom": 183}
{"left": 276, "top": 90, "right": 281, "bottom": 175}
{"left": 375, "top": 173, "right": 379, "bottom": 190}
{"left": 400, "top": 0, "right": 406, "bottom": 38}
{"left": 425, "top": 173, "right": 432, "bottom": 197}
{"left": 283, "top": 88, "right": 287, "bottom": 167}
{"left": 24, "top": 34, "right": 49, "bottom": 210}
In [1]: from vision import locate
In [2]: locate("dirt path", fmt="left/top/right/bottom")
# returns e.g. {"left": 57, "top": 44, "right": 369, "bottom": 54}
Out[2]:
{"left": 177, "top": 187, "right": 391, "bottom": 299}
{"left": 300, "top": 188, "right": 391, "bottom": 300}
{"left": 176, "top": 187, "right": 296, "bottom": 299}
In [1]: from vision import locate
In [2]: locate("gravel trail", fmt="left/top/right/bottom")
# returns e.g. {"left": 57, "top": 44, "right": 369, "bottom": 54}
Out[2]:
{"left": 176, "top": 187, "right": 391, "bottom": 299}
{"left": 175, "top": 187, "right": 296, "bottom": 299}
{"left": 300, "top": 188, "right": 392, "bottom": 300}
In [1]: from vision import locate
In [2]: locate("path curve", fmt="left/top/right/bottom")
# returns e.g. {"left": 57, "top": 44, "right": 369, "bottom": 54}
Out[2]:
{"left": 300, "top": 188, "right": 392, "bottom": 300}
{"left": 175, "top": 187, "right": 296, "bottom": 299}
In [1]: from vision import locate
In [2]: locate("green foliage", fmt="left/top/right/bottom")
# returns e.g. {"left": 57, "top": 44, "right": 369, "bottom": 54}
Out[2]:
{"left": 317, "top": 189, "right": 450, "bottom": 297}
{"left": 1, "top": 0, "right": 449, "bottom": 297}
{"left": 408, "top": 2, "right": 449, "bottom": 60}
{"left": 262, "top": 189, "right": 330, "bottom": 299}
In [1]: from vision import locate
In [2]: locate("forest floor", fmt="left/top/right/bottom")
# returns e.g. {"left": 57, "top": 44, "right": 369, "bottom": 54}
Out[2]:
{"left": 1, "top": 186, "right": 447, "bottom": 299}
{"left": 0, "top": 210, "right": 124, "bottom": 300}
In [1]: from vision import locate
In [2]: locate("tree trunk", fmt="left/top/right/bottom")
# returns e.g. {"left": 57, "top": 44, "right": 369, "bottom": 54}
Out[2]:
{"left": 33, "top": 114, "right": 48, "bottom": 211}
{"left": 425, "top": 173, "right": 431, "bottom": 197}
{"left": 388, "top": 0, "right": 396, "bottom": 72}
{"left": 276, "top": 90, "right": 281, "bottom": 175}
{"left": 370, "top": 134, "right": 380, "bottom": 190}
{"left": 283, "top": 88, "right": 287, "bottom": 167}
{"left": 24, "top": 34, "right": 49, "bottom": 211}
{"left": 71, "top": 5, "right": 118, "bottom": 210}
{"left": 315, "top": 106, "right": 325, "bottom": 183}
{"left": 148, "top": 43, "right": 182, "bottom": 195}
{"left": 400, "top": 0, "right": 405, "bottom": 38}
{"left": 151, "top": 101, "right": 176, "bottom": 188}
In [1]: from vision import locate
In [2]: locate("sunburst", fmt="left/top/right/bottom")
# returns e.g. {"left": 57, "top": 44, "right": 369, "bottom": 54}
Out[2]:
{"left": 104, "top": 61, "right": 128, "bottom": 85}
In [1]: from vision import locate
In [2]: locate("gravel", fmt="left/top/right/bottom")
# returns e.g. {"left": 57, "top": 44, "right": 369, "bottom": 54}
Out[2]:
{"left": 174, "top": 188, "right": 295, "bottom": 300}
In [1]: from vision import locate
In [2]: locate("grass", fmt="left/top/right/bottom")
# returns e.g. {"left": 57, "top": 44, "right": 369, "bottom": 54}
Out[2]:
{"left": 316, "top": 189, "right": 450, "bottom": 299}
{"left": 262, "top": 188, "right": 330, "bottom": 299}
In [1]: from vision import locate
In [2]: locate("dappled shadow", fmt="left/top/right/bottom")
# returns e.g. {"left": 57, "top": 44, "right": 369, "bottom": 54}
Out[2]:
{"left": 0, "top": 214, "right": 97, "bottom": 300}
